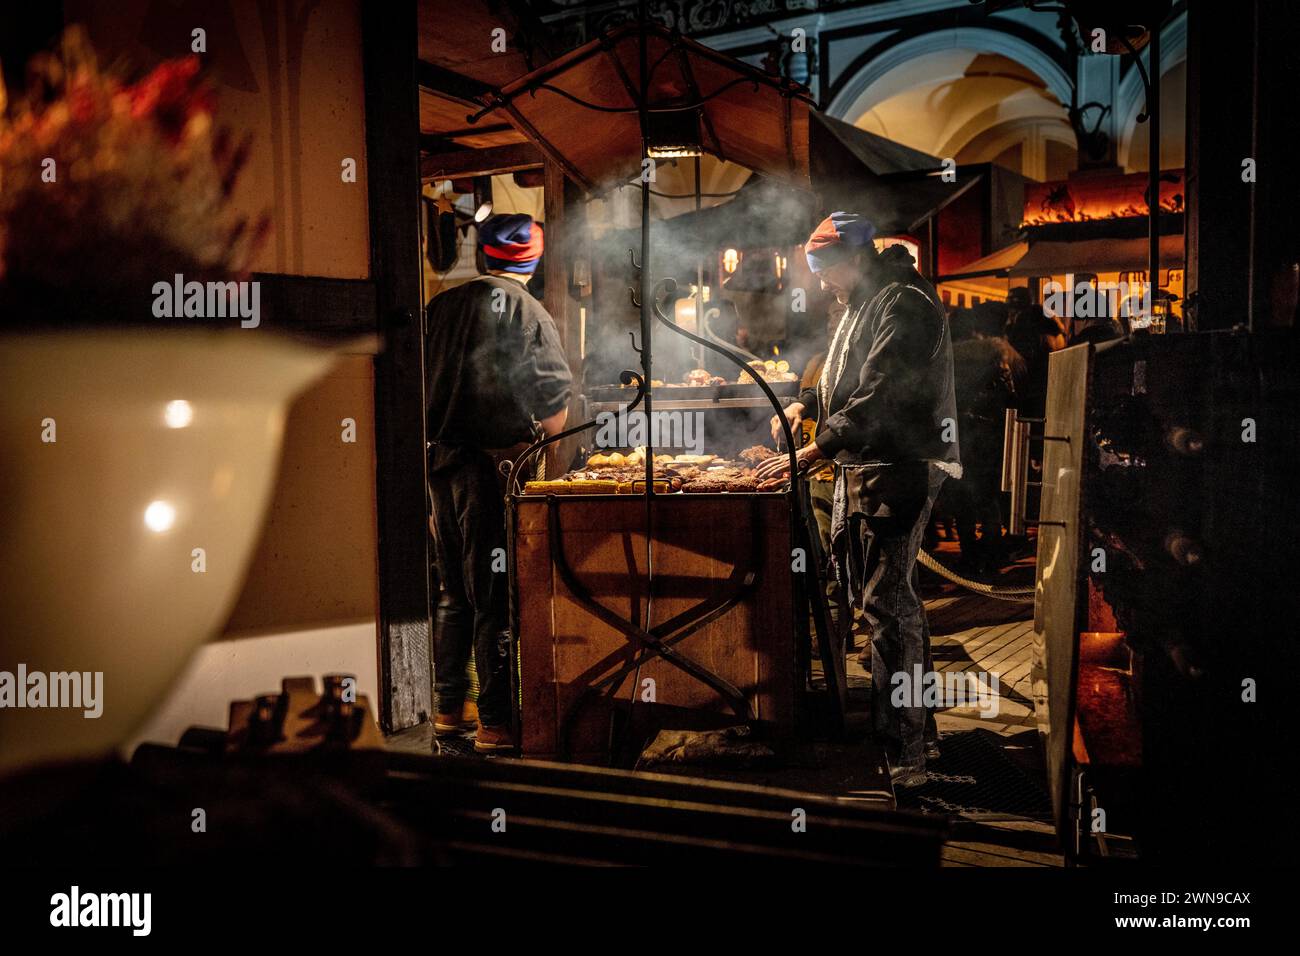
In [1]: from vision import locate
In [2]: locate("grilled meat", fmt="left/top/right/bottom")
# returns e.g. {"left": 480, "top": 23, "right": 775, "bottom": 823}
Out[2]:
{"left": 738, "top": 445, "right": 778, "bottom": 464}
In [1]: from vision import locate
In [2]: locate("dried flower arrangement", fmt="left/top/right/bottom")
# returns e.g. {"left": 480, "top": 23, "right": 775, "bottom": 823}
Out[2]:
{"left": 0, "top": 28, "right": 267, "bottom": 323}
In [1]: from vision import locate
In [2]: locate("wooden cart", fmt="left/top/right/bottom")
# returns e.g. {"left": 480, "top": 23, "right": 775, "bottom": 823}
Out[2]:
{"left": 513, "top": 492, "right": 800, "bottom": 764}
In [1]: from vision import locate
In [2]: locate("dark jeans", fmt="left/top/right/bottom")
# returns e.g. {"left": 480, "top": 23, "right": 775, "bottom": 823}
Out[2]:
{"left": 836, "top": 465, "right": 946, "bottom": 767}
{"left": 427, "top": 444, "right": 512, "bottom": 727}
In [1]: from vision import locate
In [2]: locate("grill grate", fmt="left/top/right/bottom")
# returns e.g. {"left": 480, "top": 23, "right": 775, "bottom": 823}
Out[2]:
{"left": 431, "top": 735, "right": 480, "bottom": 758}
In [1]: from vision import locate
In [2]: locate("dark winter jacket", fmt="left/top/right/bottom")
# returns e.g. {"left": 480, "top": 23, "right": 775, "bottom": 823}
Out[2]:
{"left": 799, "top": 250, "right": 961, "bottom": 473}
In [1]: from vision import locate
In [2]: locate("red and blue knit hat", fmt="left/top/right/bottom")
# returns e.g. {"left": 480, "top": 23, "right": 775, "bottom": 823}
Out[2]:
{"left": 804, "top": 211, "right": 876, "bottom": 273}
{"left": 478, "top": 213, "right": 544, "bottom": 274}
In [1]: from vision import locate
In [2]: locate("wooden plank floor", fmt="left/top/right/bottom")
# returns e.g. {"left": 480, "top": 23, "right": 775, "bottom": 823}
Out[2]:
{"left": 390, "top": 539, "right": 1063, "bottom": 866}
{"left": 915, "top": 544, "right": 1062, "bottom": 867}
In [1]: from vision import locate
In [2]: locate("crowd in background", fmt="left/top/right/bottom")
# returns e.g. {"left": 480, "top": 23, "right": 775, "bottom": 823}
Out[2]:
{"left": 931, "top": 288, "right": 1068, "bottom": 577}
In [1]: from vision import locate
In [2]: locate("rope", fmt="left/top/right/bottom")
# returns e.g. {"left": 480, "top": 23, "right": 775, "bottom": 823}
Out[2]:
{"left": 916, "top": 548, "right": 1036, "bottom": 603}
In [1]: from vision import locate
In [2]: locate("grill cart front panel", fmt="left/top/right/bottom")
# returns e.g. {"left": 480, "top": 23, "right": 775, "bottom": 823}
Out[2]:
{"left": 514, "top": 493, "right": 796, "bottom": 765}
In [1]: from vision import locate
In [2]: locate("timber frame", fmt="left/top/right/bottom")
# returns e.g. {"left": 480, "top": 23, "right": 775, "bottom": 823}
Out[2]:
{"left": 364, "top": 0, "right": 433, "bottom": 732}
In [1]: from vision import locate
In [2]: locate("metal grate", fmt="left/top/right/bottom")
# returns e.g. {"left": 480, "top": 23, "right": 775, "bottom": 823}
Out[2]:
{"left": 430, "top": 735, "right": 480, "bottom": 758}
{"left": 895, "top": 729, "right": 1052, "bottom": 821}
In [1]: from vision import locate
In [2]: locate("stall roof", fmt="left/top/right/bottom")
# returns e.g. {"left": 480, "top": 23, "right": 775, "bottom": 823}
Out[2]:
{"left": 418, "top": 0, "right": 552, "bottom": 90}
{"left": 938, "top": 241, "right": 1031, "bottom": 281}
{"left": 1009, "top": 234, "right": 1184, "bottom": 276}
{"left": 471, "top": 22, "right": 815, "bottom": 193}
{"left": 811, "top": 113, "right": 940, "bottom": 176}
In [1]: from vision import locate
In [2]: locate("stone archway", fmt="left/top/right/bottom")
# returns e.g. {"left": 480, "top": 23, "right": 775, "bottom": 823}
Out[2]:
{"left": 826, "top": 25, "right": 1074, "bottom": 121}
{"left": 828, "top": 32, "right": 1075, "bottom": 182}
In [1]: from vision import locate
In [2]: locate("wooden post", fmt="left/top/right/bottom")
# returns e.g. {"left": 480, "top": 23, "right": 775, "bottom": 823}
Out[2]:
{"left": 363, "top": 0, "right": 432, "bottom": 732}
{"left": 543, "top": 159, "right": 586, "bottom": 476}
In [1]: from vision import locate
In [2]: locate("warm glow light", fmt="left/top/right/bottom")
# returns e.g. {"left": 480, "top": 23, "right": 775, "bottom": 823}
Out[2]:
{"left": 1022, "top": 171, "right": 1185, "bottom": 226}
{"left": 723, "top": 249, "right": 740, "bottom": 274}
{"left": 646, "top": 146, "right": 701, "bottom": 159}
{"left": 164, "top": 400, "right": 193, "bottom": 429}
{"left": 144, "top": 500, "right": 176, "bottom": 533}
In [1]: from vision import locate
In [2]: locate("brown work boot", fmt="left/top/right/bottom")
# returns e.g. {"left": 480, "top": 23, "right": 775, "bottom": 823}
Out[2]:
{"left": 434, "top": 712, "right": 469, "bottom": 735}
{"left": 434, "top": 700, "right": 479, "bottom": 735}
{"left": 473, "top": 723, "right": 516, "bottom": 754}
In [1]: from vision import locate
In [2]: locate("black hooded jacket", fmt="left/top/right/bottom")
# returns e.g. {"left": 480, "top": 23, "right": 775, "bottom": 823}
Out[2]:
{"left": 424, "top": 275, "right": 572, "bottom": 450}
{"left": 799, "top": 247, "right": 961, "bottom": 472}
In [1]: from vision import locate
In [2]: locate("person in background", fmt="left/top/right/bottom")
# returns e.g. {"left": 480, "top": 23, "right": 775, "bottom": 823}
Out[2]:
{"left": 424, "top": 213, "right": 572, "bottom": 753}
{"left": 948, "top": 302, "right": 1026, "bottom": 576}
{"left": 1005, "top": 287, "right": 1065, "bottom": 419}
{"left": 758, "top": 211, "right": 960, "bottom": 787}
{"left": 1004, "top": 289, "right": 1066, "bottom": 554}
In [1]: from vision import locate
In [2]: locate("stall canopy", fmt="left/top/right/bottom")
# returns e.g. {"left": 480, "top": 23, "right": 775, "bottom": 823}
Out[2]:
{"left": 469, "top": 22, "right": 815, "bottom": 192}
{"left": 938, "top": 241, "right": 1031, "bottom": 281}
{"left": 1008, "top": 234, "right": 1184, "bottom": 276}
{"left": 811, "top": 112, "right": 940, "bottom": 176}
{"left": 470, "top": 22, "right": 976, "bottom": 237}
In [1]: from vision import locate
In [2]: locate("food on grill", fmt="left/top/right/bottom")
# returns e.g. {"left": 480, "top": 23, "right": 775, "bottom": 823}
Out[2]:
{"left": 683, "top": 474, "right": 759, "bottom": 493}
{"left": 617, "top": 479, "right": 672, "bottom": 494}
{"left": 738, "top": 445, "right": 778, "bottom": 464}
{"left": 525, "top": 480, "right": 620, "bottom": 496}
{"left": 679, "top": 368, "right": 728, "bottom": 387}
{"left": 522, "top": 450, "right": 790, "bottom": 495}
{"left": 737, "top": 359, "right": 798, "bottom": 384}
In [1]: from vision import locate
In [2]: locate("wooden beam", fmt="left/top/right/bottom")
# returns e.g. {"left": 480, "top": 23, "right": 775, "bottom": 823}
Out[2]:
{"left": 364, "top": 0, "right": 433, "bottom": 733}
{"left": 420, "top": 142, "right": 543, "bottom": 181}
{"left": 502, "top": 101, "right": 595, "bottom": 193}
{"left": 416, "top": 59, "right": 491, "bottom": 104}
{"left": 252, "top": 274, "right": 378, "bottom": 343}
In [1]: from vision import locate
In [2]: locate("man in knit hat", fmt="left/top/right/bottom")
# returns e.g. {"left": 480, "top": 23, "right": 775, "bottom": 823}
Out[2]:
{"left": 424, "top": 213, "right": 571, "bottom": 753}
{"left": 756, "top": 211, "right": 960, "bottom": 786}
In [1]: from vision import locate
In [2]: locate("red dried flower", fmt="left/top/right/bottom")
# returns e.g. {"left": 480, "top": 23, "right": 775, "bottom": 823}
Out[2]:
{"left": 128, "top": 56, "right": 211, "bottom": 142}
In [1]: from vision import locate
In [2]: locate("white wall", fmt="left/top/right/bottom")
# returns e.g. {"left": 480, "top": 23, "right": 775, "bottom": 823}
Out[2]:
{"left": 125, "top": 622, "right": 380, "bottom": 754}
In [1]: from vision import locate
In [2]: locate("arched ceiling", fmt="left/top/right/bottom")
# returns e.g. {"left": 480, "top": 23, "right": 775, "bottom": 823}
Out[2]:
{"left": 846, "top": 50, "right": 1070, "bottom": 162}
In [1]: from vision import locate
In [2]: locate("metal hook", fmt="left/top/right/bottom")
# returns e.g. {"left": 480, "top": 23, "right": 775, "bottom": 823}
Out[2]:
{"left": 628, "top": 287, "right": 641, "bottom": 309}
{"left": 628, "top": 330, "right": 642, "bottom": 354}
{"left": 628, "top": 249, "right": 641, "bottom": 271}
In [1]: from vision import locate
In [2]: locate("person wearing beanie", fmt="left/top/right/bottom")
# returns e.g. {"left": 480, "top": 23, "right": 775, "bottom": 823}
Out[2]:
{"left": 756, "top": 211, "right": 961, "bottom": 788}
{"left": 423, "top": 212, "right": 571, "bottom": 753}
